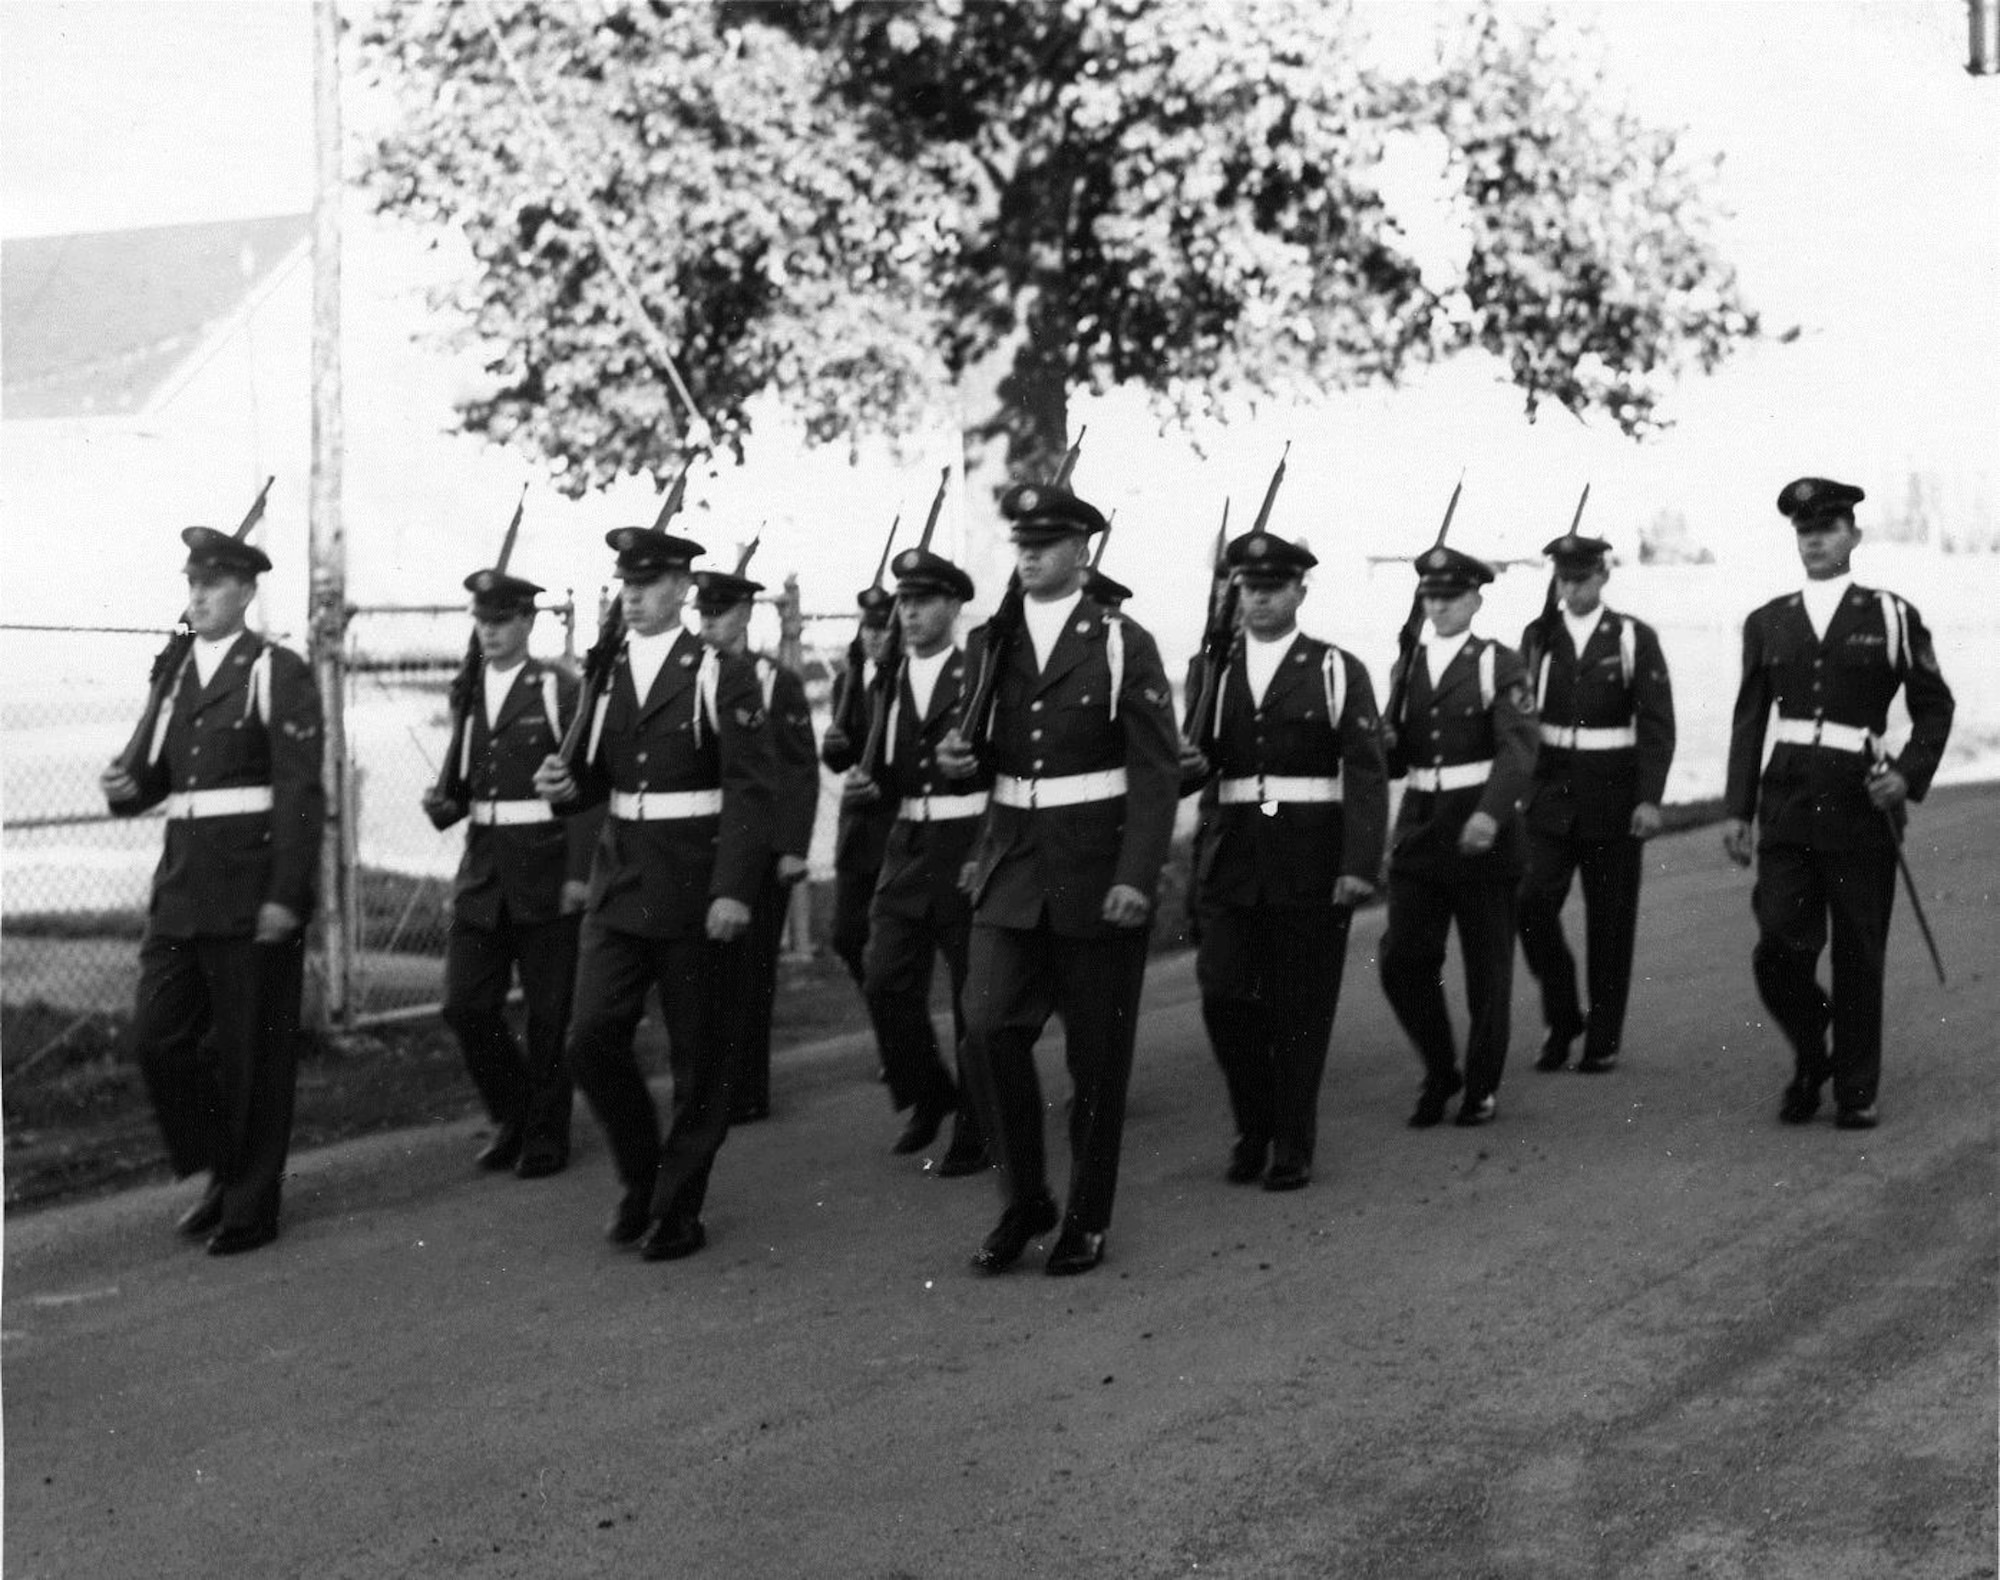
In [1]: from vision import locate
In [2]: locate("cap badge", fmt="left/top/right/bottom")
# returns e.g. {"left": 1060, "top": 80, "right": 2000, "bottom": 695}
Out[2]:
{"left": 1248, "top": 537, "right": 1269, "bottom": 559}
{"left": 1015, "top": 486, "right": 1042, "bottom": 514}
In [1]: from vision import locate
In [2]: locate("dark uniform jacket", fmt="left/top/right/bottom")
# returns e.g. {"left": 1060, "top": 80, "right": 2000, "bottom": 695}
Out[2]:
{"left": 1724, "top": 584, "right": 1954, "bottom": 851}
{"left": 820, "top": 658, "right": 898, "bottom": 879}
{"left": 562, "top": 629, "right": 775, "bottom": 937}
{"left": 754, "top": 655, "right": 820, "bottom": 864}
{"left": 962, "top": 596, "right": 1181, "bottom": 937}
{"left": 863, "top": 647, "right": 992, "bottom": 921}
{"left": 1184, "top": 635, "right": 1390, "bottom": 906}
{"left": 1519, "top": 610, "right": 1675, "bottom": 840}
{"left": 1386, "top": 634, "right": 1539, "bottom": 878}
{"left": 113, "top": 632, "right": 326, "bottom": 938}
{"left": 448, "top": 658, "right": 597, "bottom": 930}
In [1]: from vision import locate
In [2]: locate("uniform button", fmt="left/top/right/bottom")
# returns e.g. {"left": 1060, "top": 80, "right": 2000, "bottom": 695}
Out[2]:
{"left": 637, "top": 751, "right": 648, "bottom": 763}
{"left": 1030, "top": 729, "right": 1043, "bottom": 740}
{"left": 1031, "top": 701, "right": 1044, "bottom": 712}
{"left": 1033, "top": 759, "right": 1046, "bottom": 771}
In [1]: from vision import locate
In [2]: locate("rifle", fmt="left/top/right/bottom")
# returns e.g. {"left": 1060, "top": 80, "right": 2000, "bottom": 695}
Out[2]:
{"left": 957, "top": 432, "right": 1086, "bottom": 748}
{"left": 1186, "top": 444, "right": 1289, "bottom": 751}
{"left": 432, "top": 483, "right": 529, "bottom": 808}
{"left": 1382, "top": 471, "right": 1465, "bottom": 743}
{"left": 831, "top": 512, "right": 901, "bottom": 735}
{"left": 557, "top": 457, "right": 694, "bottom": 778}
{"left": 1525, "top": 483, "right": 1591, "bottom": 681}
{"left": 1090, "top": 510, "right": 1115, "bottom": 570}
{"left": 114, "top": 477, "right": 274, "bottom": 780}
{"left": 858, "top": 466, "right": 951, "bottom": 777}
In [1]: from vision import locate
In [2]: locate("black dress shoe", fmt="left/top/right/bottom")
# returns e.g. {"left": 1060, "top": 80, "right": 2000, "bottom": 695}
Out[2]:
{"left": 1225, "top": 1136, "right": 1268, "bottom": 1184}
{"left": 176, "top": 1182, "right": 225, "bottom": 1239}
{"left": 1778, "top": 1083, "right": 1822, "bottom": 1125}
{"left": 970, "top": 1193, "right": 1059, "bottom": 1273}
{"left": 933, "top": 1147, "right": 991, "bottom": 1179}
{"left": 892, "top": 1102, "right": 952, "bottom": 1156}
{"left": 729, "top": 1100, "right": 771, "bottom": 1126}
{"left": 1835, "top": 1105, "right": 1879, "bottom": 1130}
{"left": 475, "top": 1121, "right": 526, "bottom": 1172}
{"left": 1262, "top": 1161, "right": 1311, "bottom": 1193}
{"left": 1408, "top": 1071, "right": 1465, "bottom": 1129}
{"left": 639, "top": 1218, "right": 707, "bottom": 1262}
{"left": 1534, "top": 1031, "right": 1576, "bottom": 1073}
{"left": 1044, "top": 1226, "right": 1106, "bottom": 1277}
{"left": 1454, "top": 1093, "right": 1497, "bottom": 1127}
{"left": 605, "top": 1186, "right": 654, "bottom": 1246}
{"left": 514, "top": 1144, "right": 569, "bottom": 1180}
{"left": 206, "top": 1221, "right": 278, "bottom": 1257}
{"left": 1577, "top": 1050, "right": 1619, "bottom": 1073}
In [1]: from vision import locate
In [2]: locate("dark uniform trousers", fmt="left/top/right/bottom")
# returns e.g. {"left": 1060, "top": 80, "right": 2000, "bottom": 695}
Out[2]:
{"left": 557, "top": 628, "right": 777, "bottom": 1232}
{"left": 956, "top": 598, "right": 1181, "bottom": 1236}
{"left": 1725, "top": 584, "right": 1953, "bottom": 1110}
{"left": 1515, "top": 608, "right": 1675, "bottom": 1062}
{"left": 857, "top": 647, "right": 989, "bottom": 1154}
{"left": 438, "top": 659, "right": 592, "bottom": 1153}
{"left": 113, "top": 631, "right": 326, "bottom": 1235}
{"left": 735, "top": 656, "right": 819, "bottom": 1119}
{"left": 1187, "top": 637, "right": 1389, "bottom": 1171}
{"left": 442, "top": 908, "right": 580, "bottom": 1148}
{"left": 821, "top": 661, "right": 897, "bottom": 990}
{"left": 1378, "top": 636, "right": 1538, "bottom": 1103}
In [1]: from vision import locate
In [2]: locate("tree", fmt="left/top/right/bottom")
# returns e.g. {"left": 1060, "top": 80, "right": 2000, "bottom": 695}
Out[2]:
{"left": 361, "top": 0, "right": 1759, "bottom": 496}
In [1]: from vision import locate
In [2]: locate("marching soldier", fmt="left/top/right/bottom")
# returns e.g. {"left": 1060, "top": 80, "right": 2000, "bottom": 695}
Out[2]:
{"left": 1378, "top": 546, "right": 1539, "bottom": 1128}
{"left": 819, "top": 588, "right": 899, "bottom": 1002}
{"left": 689, "top": 565, "right": 819, "bottom": 1125}
{"left": 1182, "top": 531, "right": 1389, "bottom": 1191}
{"left": 1516, "top": 534, "right": 1676, "bottom": 1074}
{"left": 421, "top": 569, "right": 595, "bottom": 1178}
{"left": 937, "top": 481, "right": 1180, "bottom": 1276}
{"left": 852, "top": 546, "right": 992, "bottom": 1173}
{"left": 101, "top": 525, "right": 325, "bottom": 1255}
{"left": 532, "top": 525, "right": 776, "bottom": 1263}
{"left": 1722, "top": 478, "right": 1954, "bottom": 1128}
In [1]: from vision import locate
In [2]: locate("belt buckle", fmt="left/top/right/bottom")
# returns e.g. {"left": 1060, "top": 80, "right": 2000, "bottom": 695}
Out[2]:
{"left": 1027, "top": 778, "right": 1038, "bottom": 810}
{"left": 632, "top": 790, "right": 645, "bottom": 819}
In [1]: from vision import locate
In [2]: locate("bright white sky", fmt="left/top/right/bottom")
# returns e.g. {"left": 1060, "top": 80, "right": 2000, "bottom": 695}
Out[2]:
{"left": 2, "top": 0, "right": 1996, "bottom": 642}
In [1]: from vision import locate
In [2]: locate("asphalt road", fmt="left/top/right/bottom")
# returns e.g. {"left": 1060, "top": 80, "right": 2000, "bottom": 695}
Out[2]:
{"left": 6, "top": 787, "right": 1995, "bottom": 1580}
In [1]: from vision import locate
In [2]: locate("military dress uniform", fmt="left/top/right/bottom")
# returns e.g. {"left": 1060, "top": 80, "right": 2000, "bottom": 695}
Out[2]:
{"left": 856, "top": 548, "right": 991, "bottom": 1172}
{"left": 820, "top": 586, "right": 900, "bottom": 994}
{"left": 1726, "top": 478, "right": 1953, "bottom": 1125}
{"left": 952, "top": 483, "right": 1181, "bottom": 1276}
{"left": 110, "top": 527, "right": 325, "bottom": 1254}
{"left": 734, "top": 639, "right": 820, "bottom": 1124}
{"left": 1379, "top": 547, "right": 1539, "bottom": 1127}
{"left": 1185, "top": 531, "right": 1389, "bottom": 1190}
{"left": 427, "top": 569, "right": 596, "bottom": 1177}
{"left": 1516, "top": 535, "right": 1676, "bottom": 1073}
{"left": 554, "top": 527, "right": 777, "bottom": 1260}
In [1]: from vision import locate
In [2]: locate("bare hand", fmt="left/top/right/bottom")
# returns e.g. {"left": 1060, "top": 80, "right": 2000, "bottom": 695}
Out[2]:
{"left": 957, "top": 859, "right": 980, "bottom": 896}
{"left": 1333, "top": 876, "right": 1375, "bottom": 909}
{"left": 820, "top": 725, "right": 851, "bottom": 761}
{"left": 1177, "top": 743, "right": 1210, "bottom": 782}
{"left": 776, "top": 855, "right": 811, "bottom": 887}
{"left": 935, "top": 728, "right": 977, "bottom": 781}
{"left": 1101, "top": 883, "right": 1151, "bottom": 928}
{"left": 706, "top": 896, "right": 752, "bottom": 942}
{"left": 1630, "top": 802, "right": 1663, "bottom": 841}
{"left": 1722, "top": 818, "right": 1755, "bottom": 868}
{"left": 533, "top": 754, "right": 576, "bottom": 805}
{"left": 1457, "top": 811, "right": 1499, "bottom": 857}
{"left": 560, "top": 879, "right": 591, "bottom": 915}
{"left": 100, "top": 764, "right": 140, "bottom": 805}
{"left": 1866, "top": 764, "right": 1909, "bottom": 811}
{"left": 840, "top": 767, "right": 882, "bottom": 807}
{"left": 254, "top": 902, "right": 302, "bottom": 944}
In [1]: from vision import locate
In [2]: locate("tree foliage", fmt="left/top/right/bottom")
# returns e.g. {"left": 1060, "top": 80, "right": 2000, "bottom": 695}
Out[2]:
{"left": 361, "top": 0, "right": 1759, "bottom": 494}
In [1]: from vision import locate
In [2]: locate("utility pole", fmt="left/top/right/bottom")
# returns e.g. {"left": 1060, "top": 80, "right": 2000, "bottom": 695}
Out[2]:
{"left": 310, "top": 0, "right": 353, "bottom": 1028}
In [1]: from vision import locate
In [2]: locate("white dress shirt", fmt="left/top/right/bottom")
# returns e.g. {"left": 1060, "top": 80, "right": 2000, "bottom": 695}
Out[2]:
{"left": 1242, "top": 629, "right": 1298, "bottom": 707}
{"left": 1022, "top": 588, "right": 1084, "bottom": 672}
{"left": 625, "top": 629, "right": 677, "bottom": 701}
{"left": 1800, "top": 573, "right": 1853, "bottom": 640}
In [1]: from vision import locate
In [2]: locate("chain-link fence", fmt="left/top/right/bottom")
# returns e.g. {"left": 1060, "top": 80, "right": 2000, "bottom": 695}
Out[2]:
{"left": 2, "top": 590, "right": 868, "bottom": 1061}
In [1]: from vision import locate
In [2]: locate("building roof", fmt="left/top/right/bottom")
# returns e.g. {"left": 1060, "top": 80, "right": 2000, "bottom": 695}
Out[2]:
{"left": 2, "top": 214, "right": 309, "bottom": 420}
